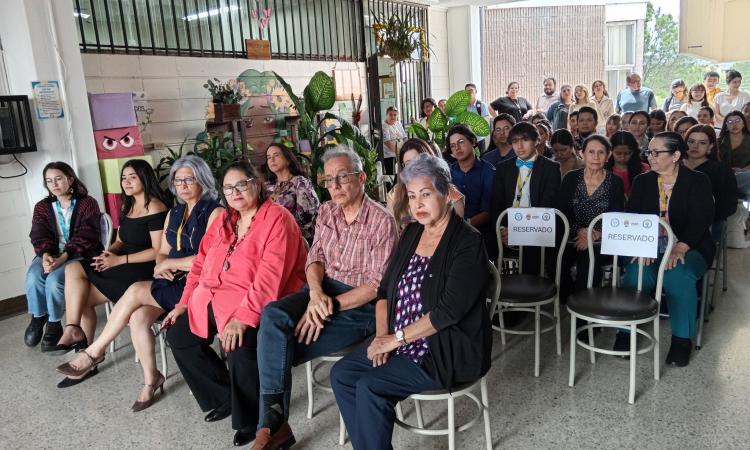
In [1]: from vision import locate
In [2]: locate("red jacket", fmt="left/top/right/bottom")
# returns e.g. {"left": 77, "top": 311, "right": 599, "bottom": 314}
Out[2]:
{"left": 179, "top": 200, "right": 307, "bottom": 338}
{"left": 29, "top": 195, "right": 102, "bottom": 259}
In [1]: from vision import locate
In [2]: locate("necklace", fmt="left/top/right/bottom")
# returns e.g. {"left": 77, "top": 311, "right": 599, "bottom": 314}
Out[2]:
{"left": 222, "top": 213, "right": 255, "bottom": 271}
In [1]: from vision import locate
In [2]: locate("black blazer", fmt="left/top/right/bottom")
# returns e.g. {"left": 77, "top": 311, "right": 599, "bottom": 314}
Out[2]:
{"left": 556, "top": 169, "right": 625, "bottom": 232}
{"left": 490, "top": 155, "right": 561, "bottom": 227}
{"left": 692, "top": 160, "right": 738, "bottom": 222}
{"left": 627, "top": 165, "right": 715, "bottom": 264}
{"left": 377, "top": 212, "right": 491, "bottom": 389}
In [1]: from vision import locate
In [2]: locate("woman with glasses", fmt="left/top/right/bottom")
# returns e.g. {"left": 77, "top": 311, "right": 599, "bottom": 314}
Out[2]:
{"left": 163, "top": 161, "right": 307, "bottom": 447}
{"left": 387, "top": 138, "right": 464, "bottom": 230}
{"left": 25, "top": 162, "right": 101, "bottom": 352}
{"left": 263, "top": 144, "right": 320, "bottom": 242}
{"left": 53, "top": 160, "right": 170, "bottom": 370}
{"left": 718, "top": 111, "right": 750, "bottom": 198}
{"left": 662, "top": 79, "right": 688, "bottom": 112}
{"left": 615, "top": 132, "right": 714, "bottom": 367}
{"left": 683, "top": 125, "right": 738, "bottom": 242}
{"left": 56, "top": 156, "right": 222, "bottom": 408}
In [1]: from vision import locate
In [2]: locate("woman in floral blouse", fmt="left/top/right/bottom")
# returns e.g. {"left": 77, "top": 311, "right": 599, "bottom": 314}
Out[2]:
{"left": 263, "top": 144, "right": 320, "bottom": 242}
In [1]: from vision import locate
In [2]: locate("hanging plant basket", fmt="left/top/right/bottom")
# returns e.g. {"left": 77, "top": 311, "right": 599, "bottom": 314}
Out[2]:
{"left": 372, "top": 11, "right": 431, "bottom": 64}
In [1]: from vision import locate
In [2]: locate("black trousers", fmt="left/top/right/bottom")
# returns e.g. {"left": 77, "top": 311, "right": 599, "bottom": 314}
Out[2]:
{"left": 167, "top": 304, "right": 259, "bottom": 431}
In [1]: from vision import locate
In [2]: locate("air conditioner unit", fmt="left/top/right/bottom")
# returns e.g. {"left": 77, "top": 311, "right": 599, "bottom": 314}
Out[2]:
{"left": 679, "top": 0, "right": 750, "bottom": 62}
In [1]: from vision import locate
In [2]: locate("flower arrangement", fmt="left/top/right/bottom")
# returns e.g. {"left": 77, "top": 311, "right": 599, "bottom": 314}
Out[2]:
{"left": 203, "top": 78, "right": 242, "bottom": 104}
{"left": 372, "top": 11, "right": 430, "bottom": 63}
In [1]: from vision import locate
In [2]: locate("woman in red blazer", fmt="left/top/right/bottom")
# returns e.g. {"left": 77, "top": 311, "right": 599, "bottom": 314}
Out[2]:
{"left": 163, "top": 161, "right": 308, "bottom": 447}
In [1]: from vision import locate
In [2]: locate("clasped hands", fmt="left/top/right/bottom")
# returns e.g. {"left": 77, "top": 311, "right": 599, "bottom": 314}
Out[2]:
{"left": 294, "top": 288, "right": 335, "bottom": 345}
{"left": 90, "top": 250, "right": 125, "bottom": 272}
{"left": 42, "top": 252, "right": 68, "bottom": 274}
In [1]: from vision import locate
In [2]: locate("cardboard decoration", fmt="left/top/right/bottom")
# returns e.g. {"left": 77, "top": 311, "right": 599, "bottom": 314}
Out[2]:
{"left": 93, "top": 126, "right": 145, "bottom": 160}
{"left": 88, "top": 93, "right": 137, "bottom": 131}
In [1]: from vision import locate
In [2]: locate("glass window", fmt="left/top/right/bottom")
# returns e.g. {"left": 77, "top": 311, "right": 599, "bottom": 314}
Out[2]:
{"left": 606, "top": 22, "right": 635, "bottom": 66}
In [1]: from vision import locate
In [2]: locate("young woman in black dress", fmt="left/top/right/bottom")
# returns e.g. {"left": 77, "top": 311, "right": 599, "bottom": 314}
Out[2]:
{"left": 54, "top": 160, "right": 170, "bottom": 364}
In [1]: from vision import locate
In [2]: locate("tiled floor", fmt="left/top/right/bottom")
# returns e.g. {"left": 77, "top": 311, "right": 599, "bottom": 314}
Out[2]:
{"left": 1, "top": 248, "right": 749, "bottom": 449}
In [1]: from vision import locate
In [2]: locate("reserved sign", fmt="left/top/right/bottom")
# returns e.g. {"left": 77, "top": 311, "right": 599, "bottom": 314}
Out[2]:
{"left": 507, "top": 208, "right": 556, "bottom": 247}
{"left": 600, "top": 212, "right": 659, "bottom": 258}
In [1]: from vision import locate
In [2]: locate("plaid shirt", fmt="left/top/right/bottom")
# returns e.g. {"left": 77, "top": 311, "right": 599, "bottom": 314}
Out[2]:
{"left": 306, "top": 195, "right": 398, "bottom": 289}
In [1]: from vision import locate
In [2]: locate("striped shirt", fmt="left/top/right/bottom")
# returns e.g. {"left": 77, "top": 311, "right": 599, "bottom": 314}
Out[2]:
{"left": 306, "top": 195, "right": 398, "bottom": 289}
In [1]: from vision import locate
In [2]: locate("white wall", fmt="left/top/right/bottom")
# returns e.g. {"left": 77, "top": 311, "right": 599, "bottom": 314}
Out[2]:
{"left": 445, "top": 5, "right": 483, "bottom": 101}
{"left": 428, "top": 8, "right": 451, "bottom": 101}
{"left": 0, "top": 0, "right": 100, "bottom": 301}
{"left": 82, "top": 55, "right": 368, "bottom": 153}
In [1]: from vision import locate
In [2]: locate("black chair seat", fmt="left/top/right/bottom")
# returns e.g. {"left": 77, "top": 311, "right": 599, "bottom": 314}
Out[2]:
{"left": 567, "top": 287, "right": 658, "bottom": 321}
{"left": 500, "top": 274, "right": 557, "bottom": 302}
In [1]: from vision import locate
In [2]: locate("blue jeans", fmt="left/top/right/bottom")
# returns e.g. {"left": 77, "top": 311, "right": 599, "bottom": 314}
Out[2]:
{"left": 622, "top": 250, "right": 708, "bottom": 339}
{"left": 25, "top": 256, "right": 77, "bottom": 322}
{"left": 330, "top": 344, "right": 442, "bottom": 450}
{"left": 256, "top": 278, "right": 376, "bottom": 421}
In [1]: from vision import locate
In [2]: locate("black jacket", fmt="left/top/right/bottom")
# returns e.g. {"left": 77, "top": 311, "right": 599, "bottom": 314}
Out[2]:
{"left": 627, "top": 165, "right": 715, "bottom": 264}
{"left": 692, "top": 160, "right": 738, "bottom": 222}
{"left": 377, "top": 212, "right": 492, "bottom": 389}
{"left": 556, "top": 169, "right": 625, "bottom": 233}
{"left": 490, "top": 154, "right": 561, "bottom": 228}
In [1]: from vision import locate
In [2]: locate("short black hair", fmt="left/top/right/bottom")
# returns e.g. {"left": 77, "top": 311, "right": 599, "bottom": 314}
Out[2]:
{"left": 704, "top": 71, "right": 720, "bottom": 80}
{"left": 578, "top": 106, "right": 599, "bottom": 124}
{"left": 465, "top": 83, "right": 477, "bottom": 90}
{"left": 508, "top": 122, "right": 539, "bottom": 142}
{"left": 492, "top": 113, "right": 516, "bottom": 128}
{"left": 550, "top": 128, "right": 574, "bottom": 147}
{"left": 386, "top": 106, "right": 398, "bottom": 114}
{"left": 543, "top": 77, "right": 556, "bottom": 86}
{"left": 569, "top": 110, "right": 580, "bottom": 119}
{"left": 630, "top": 110, "right": 650, "bottom": 124}
{"left": 649, "top": 109, "right": 667, "bottom": 122}
{"left": 446, "top": 124, "right": 477, "bottom": 149}
{"left": 698, "top": 106, "right": 715, "bottom": 118}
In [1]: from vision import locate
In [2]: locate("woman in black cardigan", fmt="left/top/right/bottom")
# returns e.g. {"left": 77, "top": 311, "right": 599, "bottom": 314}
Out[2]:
{"left": 617, "top": 132, "right": 714, "bottom": 368}
{"left": 331, "top": 154, "right": 491, "bottom": 450}
{"left": 556, "top": 135, "right": 625, "bottom": 301}
{"left": 682, "top": 124, "right": 738, "bottom": 242}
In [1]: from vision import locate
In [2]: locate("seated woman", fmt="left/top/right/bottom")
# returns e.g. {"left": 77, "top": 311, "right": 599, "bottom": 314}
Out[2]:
{"left": 605, "top": 114, "right": 622, "bottom": 140}
{"left": 718, "top": 111, "right": 750, "bottom": 199}
{"left": 683, "top": 124, "right": 738, "bottom": 241}
{"left": 616, "top": 132, "right": 715, "bottom": 367}
{"left": 330, "top": 154, "right": 491, "bottom": 450}
{"left": 53, "top": 160, "right": 170, "bottom": 363}
{"left": 606, "top": 131, "right": 650, "bottom": 198}
{"left": 551, "top": 128, "right": 584, "bottom": 178}
{"left": 56, "top": 155, "right": 222, "bottom": 409}
{"left": 164, "top": 161, "right": 307, "bottom": 447}
{"left": 25, "top": 162, "right": 101, "bottom": 351}
{"left": 556, "top": 135, "right": 625, "bottom": 301}
{"left": 674, "top": 116, "right": 699, "bottom": 138}
{"left": 387, "top": 138, "right": 464, "bottom": 230}
{"left": 666, "top": 110, "right": 687, "bottom": 132}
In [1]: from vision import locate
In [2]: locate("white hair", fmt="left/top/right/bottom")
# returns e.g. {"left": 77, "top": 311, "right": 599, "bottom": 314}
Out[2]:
{"left": 321, "top": 144, "right": 363, "bottom": 172}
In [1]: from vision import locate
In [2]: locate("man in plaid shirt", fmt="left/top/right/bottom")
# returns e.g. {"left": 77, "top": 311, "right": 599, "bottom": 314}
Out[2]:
{"left": 253, "top": 145, "right": 398, "bottom": 449}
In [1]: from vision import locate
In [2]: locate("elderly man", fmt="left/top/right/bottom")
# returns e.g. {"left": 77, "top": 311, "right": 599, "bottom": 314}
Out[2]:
{"left": 615, "top": 73, "right": 657, "bottom": 114}
{"left": 253, "top": 145, "right": 399, "bottom": 449}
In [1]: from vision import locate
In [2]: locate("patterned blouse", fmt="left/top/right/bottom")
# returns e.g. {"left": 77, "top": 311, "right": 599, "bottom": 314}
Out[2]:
{"left": 572, "top": 170, "right": 614, "bottom": 234}
{"left": 394, "top": 254, "right": 431, "bottom": 365}
{"left": 265, "top": 175, "right": 320, "bottom": 241}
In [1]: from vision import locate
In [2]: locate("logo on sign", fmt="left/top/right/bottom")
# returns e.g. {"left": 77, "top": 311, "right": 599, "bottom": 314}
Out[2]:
{"left": 542, "top": 213, "right": 551, "bottom": 221}
{"left": 643, "top": 219, "right": 653, "bottom": 229}
{"left": 526, "top": 214, "right": 532, "bottom": 220}
{"left": 624, "top": 220, "right": 630, "bottom": 227}
{"left": 514, "top": 213, "right": 523, "bottom": 221}
{"left": 611, "top": 218, "right": 620, "bottom": 227}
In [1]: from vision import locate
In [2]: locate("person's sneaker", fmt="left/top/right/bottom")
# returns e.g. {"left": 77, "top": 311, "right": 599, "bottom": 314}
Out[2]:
{"left": 24, "top": 315, "right": 47, "bottom": 347}
{"left": 612, "top": 332, "right": 631, "bottom": 358}
{"left": 41, "top": 321, "right": 63, "bottom": 352}
{"left": 665, "top": 336, "right": 692, "bottom": 367}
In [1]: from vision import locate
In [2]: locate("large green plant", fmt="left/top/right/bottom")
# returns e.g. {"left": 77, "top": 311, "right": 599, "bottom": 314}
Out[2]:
{"left": 274, "top": 71, "right": 378, "bottom": 199}
{"left": 407, "top": 89, "right": 490, "bottom": 150}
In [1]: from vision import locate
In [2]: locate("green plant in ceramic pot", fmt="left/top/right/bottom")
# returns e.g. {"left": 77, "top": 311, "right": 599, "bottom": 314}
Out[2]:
{"left": 274, "top": 71, "right": 378, "bottom": 200}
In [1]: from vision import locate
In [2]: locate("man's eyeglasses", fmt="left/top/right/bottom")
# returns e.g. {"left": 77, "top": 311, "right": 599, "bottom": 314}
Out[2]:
{"left": 173, "top": 176, "right": 197, "bottom": 186}
{"left": 222, "top": 178, "right": 255, "bottom": 196}
{"left": 322, "top": 172, "right": 360, "bottom": 188}
{"left": 448, "top": 138, "right": 468, "bottom": 150}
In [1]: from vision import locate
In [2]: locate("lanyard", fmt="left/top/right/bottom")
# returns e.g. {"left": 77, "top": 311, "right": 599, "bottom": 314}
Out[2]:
{"left": 657, "top": 176, "right": 672, "bottom": 219}
{"left": 175, "top": 206, "right": 189, "bottom": 252}
{"left": 514, "top": 168, "right": 533, "bottom": 207}
{"left": 55, "top": 199, "right": 76, "bottom": 244}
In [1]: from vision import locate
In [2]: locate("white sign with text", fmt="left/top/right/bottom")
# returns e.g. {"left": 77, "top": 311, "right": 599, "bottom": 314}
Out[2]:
{"left": 507, "top": 208, "right": 556, "bottom": 247}
{"left": 601, "top": 212, "right": 659, "bottom": 258}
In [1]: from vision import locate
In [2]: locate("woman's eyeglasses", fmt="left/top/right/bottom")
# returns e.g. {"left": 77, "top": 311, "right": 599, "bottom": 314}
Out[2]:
{"left": 222, "top": 178, "right": 255, "bottom": 196}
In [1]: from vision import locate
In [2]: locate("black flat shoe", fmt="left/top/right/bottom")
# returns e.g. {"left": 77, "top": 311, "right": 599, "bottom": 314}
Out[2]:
{"left": 57, "top": 366, "right": 99, "bottom": 388}
{"left": 24, "top": 315, "right": 47, "bottom": 347}
{"left": 666, "top": 336, "right": 692, "bottom": 367}
{"left": 234, "top": 427, "right": 255, "bottom": 446}
{"left": 40, "top": 321, "right": 63, "bottom": 352}
{"left": 205, "top": 405, "right": 231, "bottom": 422}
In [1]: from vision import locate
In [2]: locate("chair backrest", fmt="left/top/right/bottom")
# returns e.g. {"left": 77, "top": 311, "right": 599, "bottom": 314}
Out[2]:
{"left": 495, "top": 208, "right": 570, "bottom": 285}
{"left": 585, "top": 213, "right": 674, "bottom": 301}
{"left": 486, "top": 259, "right": 501, "bottom": 306}
{"left": 100, "top": 212, "right": 114, "bottom": 251}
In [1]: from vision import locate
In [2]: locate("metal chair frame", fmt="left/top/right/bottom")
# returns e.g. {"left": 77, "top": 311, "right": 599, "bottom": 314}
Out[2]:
{"left": 568, "top": 214, "right": 675, "bottom": 404}
{"left": 695, "top": 220, "right": 728, "bottom": 350}
{"left": 491, "top": 209, "right": 570, "bottom": 377}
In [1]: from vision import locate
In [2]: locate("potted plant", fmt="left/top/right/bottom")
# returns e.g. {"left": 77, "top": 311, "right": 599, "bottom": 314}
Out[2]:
{"left": 372, "top": 11, "right": 430, "bottom": 63}
{"left": 204, "top": 78, "right": 242, "bottom": 122}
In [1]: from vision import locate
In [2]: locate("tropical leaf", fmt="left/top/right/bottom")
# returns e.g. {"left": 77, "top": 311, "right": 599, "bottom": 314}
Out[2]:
{"left": 456, "top": 111, "right": 491, "bottom": 137}
{"left": 407, "top": 123, "right": 430, "bottom": 140}
{"left": 304, "top": 71, "right": 336, "bottom": 114}
{"left": 428, "top": 108, "right": 447, "bottom": 132}
{"left": 273, "top": 71, "right": 313, "bottom": 140}
{"left": 444, "top": 90, "right": 471, "bottom": 117}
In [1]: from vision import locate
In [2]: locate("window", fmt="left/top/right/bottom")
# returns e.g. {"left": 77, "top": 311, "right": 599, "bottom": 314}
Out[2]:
{"left": 605, "top": 21, "right": 636, "bottom": 93}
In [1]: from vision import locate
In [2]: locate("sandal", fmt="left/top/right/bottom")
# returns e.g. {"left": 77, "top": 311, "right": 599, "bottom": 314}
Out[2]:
{"left": 49, "top": 324, "right": 88, "bottom": 354}
{"left": 131, "top": 372, "right": 166, "bottom": 412}
{"left": 56, "top": 350, "right": 104, "bottom": 379}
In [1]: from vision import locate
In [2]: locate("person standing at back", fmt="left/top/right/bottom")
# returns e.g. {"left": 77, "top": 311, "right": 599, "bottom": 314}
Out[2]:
{"left": 465, "top": 83, "right": 491, "bottom": 152}
{"left": 490, "top": 81, "right": 533, "bottom": 122}
{"left": 615, "top": 73, "right": 657, "bottom": 114}
{"left": 536, "top": 77, "right": 559, "bottom": 114}
{"left": 704, "top": 71, "right": 722, "bottom": 105}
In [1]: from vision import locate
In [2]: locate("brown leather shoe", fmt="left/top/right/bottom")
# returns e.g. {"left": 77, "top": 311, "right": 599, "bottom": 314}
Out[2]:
{"left": 252, "top": 422, "right": 296, "bottom": 450}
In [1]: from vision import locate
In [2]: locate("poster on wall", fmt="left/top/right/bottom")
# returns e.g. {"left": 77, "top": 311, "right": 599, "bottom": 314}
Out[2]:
{"left": 31, "top": 81, "right": 64, "bottom": 119}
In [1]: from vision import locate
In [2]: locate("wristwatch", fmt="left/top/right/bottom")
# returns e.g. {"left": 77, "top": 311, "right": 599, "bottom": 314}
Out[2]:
{"left": 395, "top": 329, "right": 407, "bottom": 346}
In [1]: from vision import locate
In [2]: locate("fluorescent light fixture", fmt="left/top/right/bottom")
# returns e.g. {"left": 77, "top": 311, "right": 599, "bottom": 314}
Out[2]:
{"left": 73, "top": 10, "right": 91, "bottom": 19}
{"left": 182, "top": 5, "right": 239, "bottom": 21}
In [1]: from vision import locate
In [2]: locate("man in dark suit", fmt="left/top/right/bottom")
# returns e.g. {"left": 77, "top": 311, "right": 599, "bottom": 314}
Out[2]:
{"left": 490, "top": 122, "right": 561, "bottom": 275}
